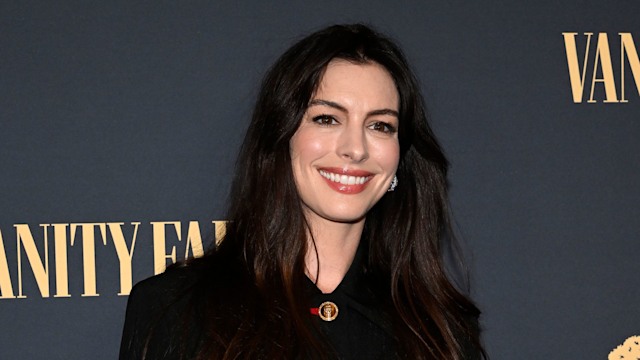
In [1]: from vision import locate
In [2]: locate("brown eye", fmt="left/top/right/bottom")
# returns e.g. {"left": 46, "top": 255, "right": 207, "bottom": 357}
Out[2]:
{"left": 312, "top": 114, "right": 339, "bottom": 126}
{"left": 369, "top": 121, "right": 397, "bottom": 134}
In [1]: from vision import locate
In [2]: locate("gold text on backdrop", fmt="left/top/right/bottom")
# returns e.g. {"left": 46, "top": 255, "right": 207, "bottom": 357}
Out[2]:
{"left": 562, "top": 32, "right": 640, "bottom": 103}
{"left": 0, "top": 221, "right": 227, "bottom": 299}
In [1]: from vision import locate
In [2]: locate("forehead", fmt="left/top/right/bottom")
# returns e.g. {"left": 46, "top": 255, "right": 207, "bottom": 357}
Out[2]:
{"left": 313, "top": 59, "right": 399, "bottom": 110}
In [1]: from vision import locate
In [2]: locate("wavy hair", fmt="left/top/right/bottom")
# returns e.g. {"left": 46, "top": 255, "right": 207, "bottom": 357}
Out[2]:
{"left": 177, "top": 24, "right": 485, "bottom": 360}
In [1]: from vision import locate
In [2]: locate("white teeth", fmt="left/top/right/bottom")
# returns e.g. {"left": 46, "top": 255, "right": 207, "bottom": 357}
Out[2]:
{"left": 319, "top": 170, "right": 369, "bottom": 185}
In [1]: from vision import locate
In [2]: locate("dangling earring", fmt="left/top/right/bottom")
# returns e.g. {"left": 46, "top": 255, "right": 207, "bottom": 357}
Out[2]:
{"left": 387, "top": 175, "right": 398, "bottom": 192}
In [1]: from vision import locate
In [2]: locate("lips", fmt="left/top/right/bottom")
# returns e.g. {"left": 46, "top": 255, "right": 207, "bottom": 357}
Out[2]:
{"left": 317, "top": 167, "right": 373, "bottom": 194}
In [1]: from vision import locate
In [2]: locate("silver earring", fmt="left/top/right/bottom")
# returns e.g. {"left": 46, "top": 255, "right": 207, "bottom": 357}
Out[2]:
{"left": 387, "top": 175, "right": 398, "bottom": 192}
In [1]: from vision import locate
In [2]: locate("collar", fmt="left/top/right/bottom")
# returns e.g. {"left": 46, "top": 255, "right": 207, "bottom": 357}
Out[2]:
{"left": 305, "top": 241, "right": 393, "bottom": 334}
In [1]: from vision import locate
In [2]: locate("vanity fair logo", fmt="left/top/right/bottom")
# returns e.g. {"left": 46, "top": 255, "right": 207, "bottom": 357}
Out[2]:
{"left": 562, "top": 32, "right": 640, "bottom": 103}
{"left": 0, "top": 220, "right": 227, "bottom": 300}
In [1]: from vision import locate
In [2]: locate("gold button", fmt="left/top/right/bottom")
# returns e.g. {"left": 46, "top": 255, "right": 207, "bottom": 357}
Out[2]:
{"left": 318, "top": 301, "right": 339, "bottom": 322}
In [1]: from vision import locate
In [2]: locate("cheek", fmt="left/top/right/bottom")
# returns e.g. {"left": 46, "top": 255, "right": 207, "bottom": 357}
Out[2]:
{"left": 291, "top": 130, "right": 329, "bottom": 162}
{"left": 371, "top": 141, "right": 400, "bottom": 171}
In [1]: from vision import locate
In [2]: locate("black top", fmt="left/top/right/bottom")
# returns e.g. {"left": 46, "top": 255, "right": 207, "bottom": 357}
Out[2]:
{"left": 119, "top": 246, "right": 398, "bottom": 359}
{"left": 304, "top": 245, "right": 397, "bottom": 359}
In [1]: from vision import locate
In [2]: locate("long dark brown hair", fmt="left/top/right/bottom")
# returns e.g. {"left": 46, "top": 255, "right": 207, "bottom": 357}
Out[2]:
{"left": 167, "top": 24, "right": 485, "bottom": 359}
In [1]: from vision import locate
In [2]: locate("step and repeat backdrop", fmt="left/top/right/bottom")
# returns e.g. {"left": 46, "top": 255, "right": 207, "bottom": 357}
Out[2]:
{"left": 1, "top": 1, "right": 638, "bottom": 359}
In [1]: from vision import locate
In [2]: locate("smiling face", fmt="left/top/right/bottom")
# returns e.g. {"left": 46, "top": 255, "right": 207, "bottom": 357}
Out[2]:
{"left": 290, "top": 59, "right": 400, "bottom": 228}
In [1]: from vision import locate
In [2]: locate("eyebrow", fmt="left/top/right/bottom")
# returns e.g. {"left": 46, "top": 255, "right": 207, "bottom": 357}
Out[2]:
{"left": 308, "top": 99, "right": 399, "bottom": 118}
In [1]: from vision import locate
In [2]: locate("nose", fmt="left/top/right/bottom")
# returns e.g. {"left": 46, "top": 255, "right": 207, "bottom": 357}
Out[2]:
{"left": 336, "top": 125, "right": 369, "bottom": 163}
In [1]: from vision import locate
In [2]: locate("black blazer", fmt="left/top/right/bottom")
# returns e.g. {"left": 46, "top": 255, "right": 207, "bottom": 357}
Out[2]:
{"left": 119, "top": 249, "right": 480, "bottom": 359}
{"left": 119, "top": 247, "right": 398, "bottom": 359}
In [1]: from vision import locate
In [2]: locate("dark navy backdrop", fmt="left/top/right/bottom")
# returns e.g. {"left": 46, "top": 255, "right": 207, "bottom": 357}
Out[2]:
{"left": 1, "top": 1, "right": 639, "bottom": 359}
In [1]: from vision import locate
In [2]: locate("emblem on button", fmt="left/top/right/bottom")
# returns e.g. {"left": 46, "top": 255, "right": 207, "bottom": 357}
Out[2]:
{"left": 318, "top": 301, "right": 339, "bottom": 322}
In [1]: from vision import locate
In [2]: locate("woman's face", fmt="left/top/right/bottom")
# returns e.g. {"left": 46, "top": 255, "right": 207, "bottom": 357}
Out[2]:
{"left": 290, "top": 59, "right": 400, "bottom": 227}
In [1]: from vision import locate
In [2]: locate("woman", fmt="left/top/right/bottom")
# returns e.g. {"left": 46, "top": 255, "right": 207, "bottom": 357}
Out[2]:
{"left": 120, "top": 24, "right": 486, "bottom": 360}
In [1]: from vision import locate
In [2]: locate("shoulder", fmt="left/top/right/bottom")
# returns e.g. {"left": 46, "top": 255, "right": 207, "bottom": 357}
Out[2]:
{"left": 119, "top": 256, "right": 251, "bottom": 360}
{"left": 129, "top": 266, "right": 198, "bottom": 306}
{"left": 118, "top": 266, "right": 203, "bottom": 360}
{"left": 127, "top": 252, "right": 246, "bottom": 309}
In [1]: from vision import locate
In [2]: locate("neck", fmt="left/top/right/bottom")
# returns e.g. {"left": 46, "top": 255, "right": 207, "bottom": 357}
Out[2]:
{"left": 304, "top": 218, "right": 364, "bottom": 294}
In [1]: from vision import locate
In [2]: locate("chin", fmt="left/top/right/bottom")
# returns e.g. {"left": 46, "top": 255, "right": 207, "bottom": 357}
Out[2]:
{"left": 324, "top": 210, "right": 369, "bottom": 224}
